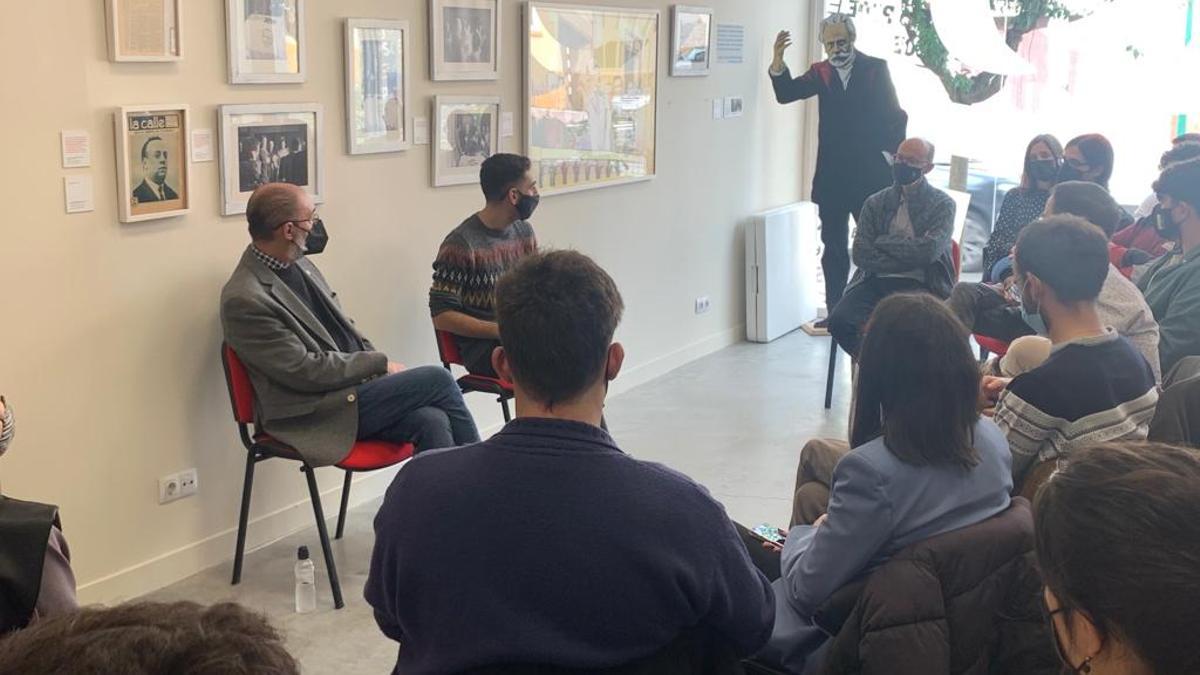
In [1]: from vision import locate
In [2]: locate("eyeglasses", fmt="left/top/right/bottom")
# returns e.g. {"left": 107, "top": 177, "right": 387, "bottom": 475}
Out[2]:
{"left": 272, "top": 214, "right": 319, "bottom": 231}
{"left": 1065, "top": 157, "right": 1090, "bottom": 170}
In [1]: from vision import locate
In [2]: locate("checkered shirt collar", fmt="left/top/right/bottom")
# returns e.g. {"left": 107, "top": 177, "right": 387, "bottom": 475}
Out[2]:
{"left": 250, "top": 245, "right": 290, "bottom": 271}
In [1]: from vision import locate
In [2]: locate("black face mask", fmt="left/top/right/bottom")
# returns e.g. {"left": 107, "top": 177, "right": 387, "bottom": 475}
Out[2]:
{"left": 893, "top": 163, "right": 923, "bottom": 186}
{"left": 302, "top": 218, "right": 329, "bottom": 255}
{"left": 515, "top": 192, "right": 540, "bottom": 221}
{"left": 1030, "top": 158, "right": 1059, "bottom": 183}
{"left": 1057, "top": 163, "right": 1085, "bottom": 183}
{"left": 1153, "top": 204, "right": 1182, "bottom": 240}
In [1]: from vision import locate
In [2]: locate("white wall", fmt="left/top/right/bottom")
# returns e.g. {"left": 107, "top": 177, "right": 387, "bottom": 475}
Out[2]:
{"left": 0, "top": 0, "right": 810, "bottom": 603}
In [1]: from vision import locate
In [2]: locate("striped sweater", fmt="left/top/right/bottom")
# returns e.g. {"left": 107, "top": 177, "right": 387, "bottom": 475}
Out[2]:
{"left": 993, "top": 330, "right": 1158, "bottom": 484}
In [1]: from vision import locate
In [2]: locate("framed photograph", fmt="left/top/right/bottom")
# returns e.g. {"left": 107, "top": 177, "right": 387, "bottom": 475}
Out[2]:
{"left": 525, "top": 3, "right": 659, "bottom": 196}
{"left": 106, "top": 0, "right": 183, "bottom": 62}
{"left": 430, "top": 0, "right": 501, "bottom": 81}
{"left": 433, "top": 96, "right": 500, "bottom": 187}
{"left": 345, "top": 18, "right": 412, "bottom": 155}
{"left": 670, "top": 6, "right": 712, "bottom": 77}
{"left": 226, "top": 0, "right": 306, "bottom": 84}
{"left": 723, "top": 95, "right": 744, "bottom": 118}
{"left": 218, "top": 103, "right": 324, "bottom": 215}
{"left": 114, "top": 105, "right": 191, "bottom": 223}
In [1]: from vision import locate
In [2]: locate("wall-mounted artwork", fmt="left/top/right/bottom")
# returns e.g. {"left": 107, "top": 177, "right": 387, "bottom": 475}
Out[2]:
{"left": 525, "top": 3, "right": 659, "bottom": 195}
{"left": 226, "top": 0, "right": 306, "bottom": 84}
{"left": 433, "top": 96, "right": 500, "bottom": 187}
{"left": 219, "top": 103, "right": 324, "bottom": 215}
{"left": 114, "top": 104, "right": 191, "bottom": 223}
{"left": 106, "top": 0, "right": 183, "bottom": 62}
{"left": 345, "top": 18, "right": 411, "bottom": 155}
{"left": 670, "top": 5, "right": 712, "bottom": 77}
{"left": 430, "top": 0, "right": 501, "bottom": 81}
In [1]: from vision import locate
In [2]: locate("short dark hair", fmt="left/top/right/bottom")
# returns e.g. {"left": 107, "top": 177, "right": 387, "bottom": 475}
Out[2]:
{"left": 851, "top": 293, "right": 981, "bottom": 470}
{"left": 246, "top": 184, "right": 300, "bottom": 241}
{"left": 1046, "top": 180, "right": 1123, "bottom": 238}
{"left": 1159, "top": 141, "right": 1200, "bottom": 169}
{"left": 1153, "top": 156, "right": 1200, "bottom": 213}
{"left": 0, "top": 601, "right": 299, "bottom": 674}
{"left": 480, "top": 153, "right": 531, "bottom": 202}
{"left": 1034, "top": 442, "right": 1200, "bottom": 675}
{"left": 1066, "top": 133, "right": 1115, "bottom": 188}
{"left": 1015, "top": 215, "right": 1109, "bottom": 303}
{"left": 495, "top": 250, "right": 624, "bottom": 408}
{"left": 141, "top": 136, "right": 164, "bottom": 160}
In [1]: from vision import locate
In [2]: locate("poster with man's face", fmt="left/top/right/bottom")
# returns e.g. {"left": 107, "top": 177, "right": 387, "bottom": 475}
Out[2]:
{"left": 126, "top": 110, "right": 187, "bottom": 217}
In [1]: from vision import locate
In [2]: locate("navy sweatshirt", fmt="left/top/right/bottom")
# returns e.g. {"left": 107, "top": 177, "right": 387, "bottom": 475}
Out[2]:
{"left": 364, "top": 418, "right": 775, "bottom": 674}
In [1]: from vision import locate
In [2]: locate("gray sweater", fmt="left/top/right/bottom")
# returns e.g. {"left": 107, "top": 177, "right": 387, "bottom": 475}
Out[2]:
{"left": 1098, "top": 264, "right": 1161, "bottom": 382}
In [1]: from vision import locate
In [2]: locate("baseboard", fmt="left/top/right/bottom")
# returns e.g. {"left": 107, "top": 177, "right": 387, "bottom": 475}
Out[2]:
{"left": 610, "top": 324, "right": 744, "bottom": 397}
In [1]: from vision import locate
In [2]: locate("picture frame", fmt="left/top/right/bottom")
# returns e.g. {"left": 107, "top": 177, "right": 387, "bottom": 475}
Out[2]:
{"left": 344, "top": 18, "right": 412, "bottom": 155}
{"left": 225, "top": 0, "right": 306, "bottom": 84}
{"left": 105, "top": 0, "right": 183, "bottom": 62}
{"left": 218, "top": 103, "right": 324, "bottom": 215}
{"left": 429, "top": 0, "right": 501, "bottom": 81}
{"left": 525, "top": 2, "right": 660, "bottom": 196}
{"left": 723, "top": 95, "right": 744, "bottom": 118}
{"left": 432, "top": 95, "right": 501, "bottom": 187}
{"left": 669, "top": 5, "right": 712, "bottom": 77}
{"left": 114, "top": 104, "right": 191, "bottom": 223}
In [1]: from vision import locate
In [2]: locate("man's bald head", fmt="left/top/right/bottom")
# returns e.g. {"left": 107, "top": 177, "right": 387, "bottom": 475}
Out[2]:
{"left": 897, "top": 137, "right": 936, "bottom": 166}
{"left": 246, "top": 183, "right": 311, "bottom": 242}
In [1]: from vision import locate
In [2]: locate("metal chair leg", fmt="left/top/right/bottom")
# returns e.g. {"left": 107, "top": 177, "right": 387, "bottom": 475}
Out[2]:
{"left": 303, "top": 466, "right": 345, "bottom": 610}
{"left": 824, "top": 336, "right": 838, "bottom": 410}
{"left": 500, "top": 397, "right": 512, "bottom": 423}
{"left": 231, "top": 452, "right": 256, "bottom": 585}
{"left": 335, "top": 470, "right": 352, "bottom": 540}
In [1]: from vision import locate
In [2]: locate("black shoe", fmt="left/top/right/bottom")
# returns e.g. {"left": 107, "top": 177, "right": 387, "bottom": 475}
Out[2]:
{"left": 813, "top": 318, "right": 829, "bottom": 329}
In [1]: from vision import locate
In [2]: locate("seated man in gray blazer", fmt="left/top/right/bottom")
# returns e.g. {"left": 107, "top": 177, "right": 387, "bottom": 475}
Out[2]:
{"left": 220, "top": 183, "right": 480, "bottom": 467}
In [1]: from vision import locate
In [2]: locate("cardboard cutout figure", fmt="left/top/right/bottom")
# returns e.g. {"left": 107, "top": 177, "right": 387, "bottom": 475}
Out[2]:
{"left": 769, "top": 14, "right": 908, "bottom": 321}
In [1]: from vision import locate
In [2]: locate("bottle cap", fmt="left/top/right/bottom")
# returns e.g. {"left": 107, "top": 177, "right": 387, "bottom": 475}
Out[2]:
{"left": 298, "top": 545, "right": 310, "bottom": 560}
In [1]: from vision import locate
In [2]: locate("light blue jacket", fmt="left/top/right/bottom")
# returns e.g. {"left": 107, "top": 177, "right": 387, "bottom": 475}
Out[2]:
{"left": 760, "top": 419, "right": 1013, "bottom": 673}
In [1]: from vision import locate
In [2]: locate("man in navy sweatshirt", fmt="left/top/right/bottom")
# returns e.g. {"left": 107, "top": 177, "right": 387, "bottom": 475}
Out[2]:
{"left": 365, "top": 250, "right": 775, "bottom": 674}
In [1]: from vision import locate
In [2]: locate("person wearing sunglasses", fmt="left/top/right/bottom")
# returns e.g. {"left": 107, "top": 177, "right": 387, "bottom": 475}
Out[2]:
{"left": 220, "top": 183, "right": 480, "bottom": 469}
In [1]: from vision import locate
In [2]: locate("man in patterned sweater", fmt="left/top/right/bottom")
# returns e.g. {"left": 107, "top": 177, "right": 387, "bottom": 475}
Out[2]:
{"left": 430, "top": 154, "right": 539, "bottom": 377}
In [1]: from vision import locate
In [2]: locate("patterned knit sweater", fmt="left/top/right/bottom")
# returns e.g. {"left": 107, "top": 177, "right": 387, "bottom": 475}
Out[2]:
{"left": 429, "top": 214, "right": 537, "bottom": 372}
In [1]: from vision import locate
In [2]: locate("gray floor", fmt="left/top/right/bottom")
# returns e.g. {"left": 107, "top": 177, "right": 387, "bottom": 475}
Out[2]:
{"left": 143, "top": 329, "right": 851, "bottom": 673}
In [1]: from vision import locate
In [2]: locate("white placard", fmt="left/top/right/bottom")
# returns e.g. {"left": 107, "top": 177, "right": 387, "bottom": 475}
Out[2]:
{"left": 712, "top": 98, "right": 724, "bottom": 120}
{"left": 724, "top": 95, "right": 745, "bottom": 118}
{"left": 413, "top": 117, "right": 430, "bottom": 146}
{"left": 716, "top": 23, "right": 745, "bottom": 64}
{"left": 191, "top": 128, "right": 215, "bottom": 162}
{"left": 64, "top": 175, "right": 95, "bottom": 213}
{"left": 61, "top": 130, "right": 91, "bottom": 168}
{"left": 500, "top": 111, "right": 514, "bottom": 138}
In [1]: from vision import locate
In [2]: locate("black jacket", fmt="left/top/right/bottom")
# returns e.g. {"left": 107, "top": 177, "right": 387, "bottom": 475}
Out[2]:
{"left": 770, "top": 52, "right": 907, "bottom": 210}
{"left": 0, "top": 496, "right": 57, "bottom": 633}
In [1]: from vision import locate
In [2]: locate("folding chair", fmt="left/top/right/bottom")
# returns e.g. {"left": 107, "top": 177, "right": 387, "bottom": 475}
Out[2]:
{"left": 434, "top": 329, "right": 514, "bottom": 422}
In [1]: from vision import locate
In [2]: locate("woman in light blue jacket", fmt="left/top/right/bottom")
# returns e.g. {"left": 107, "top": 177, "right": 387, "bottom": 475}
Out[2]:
{"left": 759, "top": 293, "right": 1014, "bottom": 673}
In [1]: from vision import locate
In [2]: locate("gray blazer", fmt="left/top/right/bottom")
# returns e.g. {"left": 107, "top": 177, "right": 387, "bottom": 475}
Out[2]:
{"left": 219, "top": 247, "right": 387, "bottom": 467}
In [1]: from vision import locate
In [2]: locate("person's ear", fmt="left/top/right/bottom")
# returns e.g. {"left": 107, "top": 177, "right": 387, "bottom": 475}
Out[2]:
{"left": 492, "top": 346, "right": 513, "bottom": 383}
{"left": 605, "top": 343, "right": 625, "bottom": 382}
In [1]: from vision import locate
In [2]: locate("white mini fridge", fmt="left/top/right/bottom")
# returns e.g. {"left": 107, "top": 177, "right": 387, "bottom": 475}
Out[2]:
{"left": 745, "top": 202, "right": 822, "bottom": 343}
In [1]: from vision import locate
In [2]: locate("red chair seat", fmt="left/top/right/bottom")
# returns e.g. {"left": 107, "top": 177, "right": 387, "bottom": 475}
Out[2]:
{"left": 252, "top": 433, "right": 414, "bottom": 471}
{"left": 458, "top": 374, "right": 514, "bottom": 397}
{"left": 975, "top": 334, "right": 1011, "bottom": 357}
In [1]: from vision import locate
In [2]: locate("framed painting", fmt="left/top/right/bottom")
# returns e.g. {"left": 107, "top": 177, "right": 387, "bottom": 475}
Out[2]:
{"left": 430, "top": 0, "right": 501, "bottom": 81}
{"left": 345, "top": 18, "right": 411, "bottom": 155}
{"left": 114, "top": 104, "right": 191, "bottom": 223}
{"left": 218, "top": 103, "right": 324, "bottom": 215}
{"left": 106, "top": 0, "right": 183, "bottom": 62}
{"left": 226, "top": 0, "right": 306, "bottom": 84}
{"left": 432, "top": 96, "right": 500, "bottom": 187}
{"left": 670, "top": 5, "right": 712, "bottom": 77}
{"left": 525, "top": 3, "right": 659, "bottom": 195}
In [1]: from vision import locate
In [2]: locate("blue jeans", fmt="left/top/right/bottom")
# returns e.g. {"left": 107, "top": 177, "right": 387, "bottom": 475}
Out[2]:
{"left": 356, "top": 366, "right": 479, "bottom": 453}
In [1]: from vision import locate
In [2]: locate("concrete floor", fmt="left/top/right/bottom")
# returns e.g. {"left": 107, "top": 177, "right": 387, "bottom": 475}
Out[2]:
{"left": 143, "top": 329, "right": 851, "bottom": 673}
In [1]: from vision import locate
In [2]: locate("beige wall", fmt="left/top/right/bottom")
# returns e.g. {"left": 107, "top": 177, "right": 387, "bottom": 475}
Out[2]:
{"left": 0, "top": 0, "right": 810, "bottom": 602}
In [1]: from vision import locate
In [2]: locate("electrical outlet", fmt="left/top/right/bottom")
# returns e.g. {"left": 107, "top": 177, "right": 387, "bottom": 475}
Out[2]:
{"left": 179, "top": 468, "right": 199, "bottom": 497}
{"left": 159, "top": 473, "right": 182, "bottom": 504}
{"left": 694, "top": 296, "right": 711, "bottom": 315}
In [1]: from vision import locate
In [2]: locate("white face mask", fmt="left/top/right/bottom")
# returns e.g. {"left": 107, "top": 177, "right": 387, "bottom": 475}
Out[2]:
{"left": 0, "top": 398, "right": 14, "bottom": 457}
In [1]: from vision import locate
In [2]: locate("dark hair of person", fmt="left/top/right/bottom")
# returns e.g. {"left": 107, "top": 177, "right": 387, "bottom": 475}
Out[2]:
{"left": 1034, "top": 441, "right": 1200, "bottom": 675}
{"left": 140, "top": 136, "right": 164, "bottom": 160}
{"left": 245, "top": 184, "right": 300, "bottom": 241}
{"left": 1065, "top": 133, "right": 1115, "bottom": 188}
{"left": 1019, "top": 133, "right": 1063, "bottom": 190}
{"left": 1159, "top": 141, "right": 1200, "bottom": 170}
{"left": 1015, "top": 215, "right": 1109, "bottom": 303}
{"left": 494, "top": 250, "right": 624, "bottom": 409}
{"left": 480, "top": 153, "right": 532, "bottom": 203}
{"left": 1046, "top": 180, "right": 1123, "bottom": 238}
{"left": 850, "top": 293, "right": 981, "bottom": 470}
{"left": 0, "top": 601, "right": 300, "bottom": 674}
{"left": 1153, "top": 156, "right": 1200, "bottom": 213}
{"left": 1172, "top": 132, "right": 1200, "bottom": 145}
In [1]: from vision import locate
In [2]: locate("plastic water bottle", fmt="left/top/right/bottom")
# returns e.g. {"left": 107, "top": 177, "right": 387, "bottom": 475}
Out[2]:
{"left": 294, "top": 546, "right": 316, "bottom": 613}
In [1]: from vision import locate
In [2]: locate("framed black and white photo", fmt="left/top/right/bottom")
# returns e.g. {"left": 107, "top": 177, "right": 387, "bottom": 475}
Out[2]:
{"left": 106, "top": 0, "right": 183, "bottom": 62}
{"left": 432, "top": 96, "right": 500, "bottom": 187}
{"left": 226, "top": 0, "right": 306, "bottom": 84}
{"left": 430, "top": 0, "right": 500, "bottom": 81}
{"left": 219, "top": 103, "right": 323, "bottom": 215}
{"left": 670, "top": 5, "right": 712, "bottom": 77}
{"left": 345, "top": 18, "right": 411, "bottom": 155}
{"left": 114, "top": 104, "right": 191, "bottom": 223}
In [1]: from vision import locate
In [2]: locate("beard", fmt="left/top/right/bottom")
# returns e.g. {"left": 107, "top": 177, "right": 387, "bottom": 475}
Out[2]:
{"left": 830, "top": 50, "right": 854, "bottom": 68}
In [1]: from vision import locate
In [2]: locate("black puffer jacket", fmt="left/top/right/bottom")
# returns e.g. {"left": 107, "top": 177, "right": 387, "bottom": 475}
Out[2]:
{"left": 813, "top": 498, "right": 1058, "bottom": 675}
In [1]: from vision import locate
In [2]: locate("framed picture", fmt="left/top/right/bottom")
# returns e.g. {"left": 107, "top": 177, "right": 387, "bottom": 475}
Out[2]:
{"left": 525, "top": 3, "right": 659, "bottom": 196}
{"left": 433, "top": 96, "right": 500, "bottom": 187}
{"left": 106, "top": 0, "right": 183, "bottom": 62}
{"left": 670, "top": 6, "right": 712, "bottom": 77}
{"left": 218, "top": 103, "right": 324, "bottom": 215}
{"left": 723, "top": 95, "right": 744, "bottom": 118}
{"left": 345, "top": 18, "right": 412, "bottom": 155}
{"left": 430, "top": 0, "right": 501, "bottom": 81}
{"left": 114, "top": 104, "right": 191, "bottom": 223}
{"left": 226, "top": 0, "right": 306, "bottom": 84}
